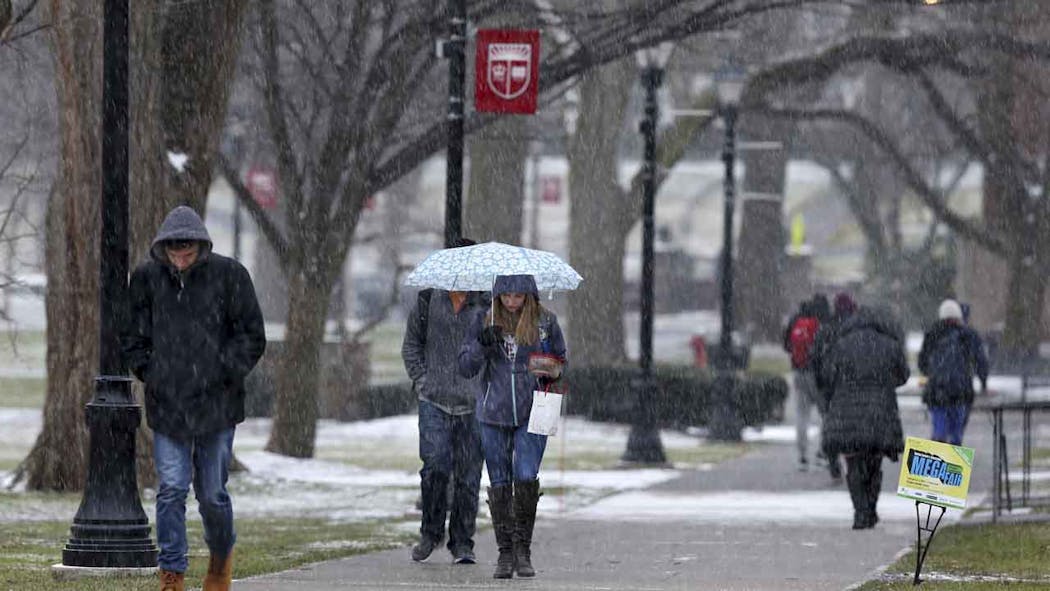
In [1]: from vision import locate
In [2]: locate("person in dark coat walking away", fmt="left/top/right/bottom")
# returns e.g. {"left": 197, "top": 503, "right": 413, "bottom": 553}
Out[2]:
{"left": 402, "top": 238, "right": 488, "bottom": 565}
{"left": 124, "top": 206, "right": 266, "bottom": 591}
{"left": 811, "top": 291, "right": 855, "bottom": 480}
{"left": 918, "top": 299, "right": 988, "bottom": 445}
{"left": 783, "top": 296, "right": 825, "bottom": 470}
{"left": 820, "top": 306, "right": 908, "bottom": 530}
{"left": 459, "top": 274, "right": 567, "bottom": 579}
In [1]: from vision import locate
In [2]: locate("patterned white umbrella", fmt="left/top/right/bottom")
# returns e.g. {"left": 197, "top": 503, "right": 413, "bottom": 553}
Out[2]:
{"left": 404, "top": 242, "right": 583, "bottom": 292}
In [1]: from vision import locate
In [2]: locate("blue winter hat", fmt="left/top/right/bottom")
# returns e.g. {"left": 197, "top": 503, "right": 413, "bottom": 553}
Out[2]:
{"left": 492, "top": 274, "right": 538, "bottom": 297}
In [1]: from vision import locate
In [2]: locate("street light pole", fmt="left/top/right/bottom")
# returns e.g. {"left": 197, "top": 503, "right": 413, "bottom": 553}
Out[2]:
{"left": 62, "top": 0, "right": 157, "bottom": 568}
{"left": 719, "top": 104, "right": 737, "bottom": 357}
{"left": 622, "top": 47, "right": 670, "bottom": 465}
{"left": 444, "top": 0, "right": 466, "bottom": 249}
{"left": 708, "top": 61, "right": 746, "bottom": 442}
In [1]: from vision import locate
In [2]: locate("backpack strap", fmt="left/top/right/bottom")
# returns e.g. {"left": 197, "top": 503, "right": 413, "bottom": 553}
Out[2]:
{"left": 417, "top": 288, "right": 433, "bottom": 346}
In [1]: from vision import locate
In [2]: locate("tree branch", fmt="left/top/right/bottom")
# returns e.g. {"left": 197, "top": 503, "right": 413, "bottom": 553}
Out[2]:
{"left": 259, "top": 0, "right": 307, "bottom": 242}
{"left": 757, "top": 104, "right": 1008, "bottom": 256}
{"left": 216, "top": 153, "right": 290, "bottom": 269}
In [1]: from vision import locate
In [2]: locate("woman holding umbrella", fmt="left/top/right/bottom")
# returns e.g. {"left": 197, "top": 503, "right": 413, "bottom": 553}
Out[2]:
{"left": 459, "top": 274, "right": 567, "bottom": 579}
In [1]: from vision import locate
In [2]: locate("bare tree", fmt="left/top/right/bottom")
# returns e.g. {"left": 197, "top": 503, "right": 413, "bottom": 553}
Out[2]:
{"left": 744, "top": 2, "right": 1050, "bottom": 350}
{"left": 220, "top": 0, "right": 841, "bottom": 457}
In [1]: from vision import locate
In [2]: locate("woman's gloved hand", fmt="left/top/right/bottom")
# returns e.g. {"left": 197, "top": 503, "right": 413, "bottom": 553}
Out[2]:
{"left": 479, "top": 325, "right": 504, "bottom": 347}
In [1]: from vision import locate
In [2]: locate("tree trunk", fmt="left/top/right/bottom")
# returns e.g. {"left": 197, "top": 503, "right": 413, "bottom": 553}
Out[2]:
{"left": 19, "top": 1, "right": 102, "bottom": 491}
{"left": 465, "top": 116, "right": 527, "bottom": 243}
{"left": 737, "top": 136, "right": 787, "bottom": 343}
{"left": 159, "top": 0, "right": 247, "bottom": 212}
{"left": 567, "top": 58, "right": 634, "bottom": 367}
{"left": 1003, "top": 249, "right": 1047, "bottom": 352}
{"left": 19, "top": 0, "right": 250, "bottom": 490}
{"left": 130, "top": 0, "right": 248, "bottom": 260}
{"left": 265, "top": 269, "right": 332, "bottom": 457}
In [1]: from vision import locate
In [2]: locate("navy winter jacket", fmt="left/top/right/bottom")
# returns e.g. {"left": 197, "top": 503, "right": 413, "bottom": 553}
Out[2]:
{"left": 458, "top": 308, "right": 566, "bottom": 427}
{"left": 918, "top": 320, "right": 988, "bottom": 407}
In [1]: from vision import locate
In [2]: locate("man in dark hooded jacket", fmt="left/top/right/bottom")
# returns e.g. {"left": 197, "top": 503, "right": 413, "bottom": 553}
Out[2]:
{"left": 124, "top": 205, "right": 265, "bottom": 591}
{"left": 820, "top": 305, "right": 908, "bottom": 530}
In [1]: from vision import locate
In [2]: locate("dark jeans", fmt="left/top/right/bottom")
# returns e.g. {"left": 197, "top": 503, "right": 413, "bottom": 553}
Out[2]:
{"left": 418, "top": 400, "right": 483, "bottom": 550}
{"left": 930, "top": 404, "right": 968, "bottom": 445}
{"left": 479, "top": 421, "right": 547, "bottom": 487}
{"left": 154, "top": 428, "right": 236, "bottom": 573}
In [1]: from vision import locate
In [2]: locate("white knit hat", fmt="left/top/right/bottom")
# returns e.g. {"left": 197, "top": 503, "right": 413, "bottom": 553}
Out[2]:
{"left": 938, "top": 299, "right": 963, "bottom": 321}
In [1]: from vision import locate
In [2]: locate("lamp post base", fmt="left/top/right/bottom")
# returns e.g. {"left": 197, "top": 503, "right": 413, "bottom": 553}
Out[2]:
{"left": 620, "top": 377, "right": 668, "bottom": 465}
{"left": 707, "top": 370, "right": 743, "bottom": 442}
{"left": 621, "top": 423, "right": 669, "bottom": 465}
{"left": 63, "top": 379, "right": 157, "bottom": 568}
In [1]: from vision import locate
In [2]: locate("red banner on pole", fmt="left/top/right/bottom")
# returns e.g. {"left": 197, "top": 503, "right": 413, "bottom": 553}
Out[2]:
{"left": 245, "top": 166, "right": 278, "bottom": 210}
{"left": 475, "top": 29, "right": 539, "bottom": 114}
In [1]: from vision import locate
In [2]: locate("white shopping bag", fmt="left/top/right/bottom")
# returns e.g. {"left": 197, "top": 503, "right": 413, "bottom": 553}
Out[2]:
{"left": 527, "top": 389, "right": 563, "bottom": 436}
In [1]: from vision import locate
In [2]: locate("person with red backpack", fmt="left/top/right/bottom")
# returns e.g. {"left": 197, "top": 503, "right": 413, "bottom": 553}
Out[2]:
{"left": 783, "top": 296, "right": 825, "bottom": 470}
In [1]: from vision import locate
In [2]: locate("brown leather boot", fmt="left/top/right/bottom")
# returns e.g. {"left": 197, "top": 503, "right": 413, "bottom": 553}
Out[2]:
{"left": 159, "top": 569, "right": 185, "bottom": 591}
{"left": 202, "top": 550, "right": 234, "bottom": 591}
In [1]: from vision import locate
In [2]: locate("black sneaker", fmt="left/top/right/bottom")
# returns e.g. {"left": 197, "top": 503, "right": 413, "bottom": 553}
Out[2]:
{"left": 412, "top": 537, "right": 441, "bottom": 562}
{"left": 451, "top": 547, "right": 476, "bottom": 565}
{"left": 798, "top": 457, "right": 809, "bottom": 472}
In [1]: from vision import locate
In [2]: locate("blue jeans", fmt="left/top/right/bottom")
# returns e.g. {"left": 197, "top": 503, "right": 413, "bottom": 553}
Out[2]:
{"left": 154, "top": 428, "right": 236, "bottom": 573}
{"left": 930, "top": 405, "right": 968, "bottom": 445}
{"left": 479, "top": 421, "right": 547, "bottom": 487}
{"left": 418, "top": 401, "right": 483, "bottom": 549}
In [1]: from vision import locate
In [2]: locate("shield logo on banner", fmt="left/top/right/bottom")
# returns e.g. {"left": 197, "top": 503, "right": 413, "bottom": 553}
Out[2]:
{"left": 487, "top": 43, "right": 532, "bottom": 100}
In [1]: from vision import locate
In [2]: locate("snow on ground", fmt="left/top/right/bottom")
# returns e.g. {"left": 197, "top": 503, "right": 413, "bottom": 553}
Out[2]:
{"left": 0, "top": 371, "right": 1043, "bottom": 526}
{"left": 0, "top": 413, "right": 701, "bottom": 523}
{"left": 567, "top": 489, "right": 964, "bottom": 525}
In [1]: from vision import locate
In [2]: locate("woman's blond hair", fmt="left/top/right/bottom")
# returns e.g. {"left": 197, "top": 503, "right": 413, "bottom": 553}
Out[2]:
{"left": 486, "top": 293, "right": 542, "bottom": 346}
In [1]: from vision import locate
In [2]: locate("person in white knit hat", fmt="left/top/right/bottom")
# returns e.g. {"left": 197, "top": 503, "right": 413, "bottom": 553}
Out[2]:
{"left": 917, "top": 298, "right": 988, "bottom": 445}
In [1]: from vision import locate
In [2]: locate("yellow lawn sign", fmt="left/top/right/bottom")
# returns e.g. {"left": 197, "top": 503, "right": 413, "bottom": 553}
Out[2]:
{"left": 896, "top": 436, "right": 975, "bottom": 509}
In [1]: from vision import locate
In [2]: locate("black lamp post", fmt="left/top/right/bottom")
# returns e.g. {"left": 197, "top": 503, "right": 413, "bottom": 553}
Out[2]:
{"left": 622, "top": 43, "right": 672, "bottom": 465}
{"left": 61, "top": 0, "right": 158, "bottom": 568}
{"left": 707, "top": 60, "right": 747, "bottom": 442}
{"left": 443, "top": 0, "right": 466, "bottom": 249}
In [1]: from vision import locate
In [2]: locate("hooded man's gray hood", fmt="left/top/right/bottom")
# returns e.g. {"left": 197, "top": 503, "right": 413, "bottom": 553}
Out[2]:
{"left": 150, "top": 206, "right": 213, "bottom": 265}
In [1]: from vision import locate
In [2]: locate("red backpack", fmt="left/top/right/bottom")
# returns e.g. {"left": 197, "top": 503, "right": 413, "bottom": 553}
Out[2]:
{"left": 789, "top": 316, "right": 819, "bottom": 369}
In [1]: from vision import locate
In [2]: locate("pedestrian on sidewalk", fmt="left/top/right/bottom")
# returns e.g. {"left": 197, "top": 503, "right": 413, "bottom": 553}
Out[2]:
{"left": 811, "top": 291, "right": 856, "bottom": 480}
{"left": 124, "top": 206, "right": 266, "bottom": 591}
{"left": 459, "top": 274, "right": 567, "bottom": 579}
{"left": 783, "top": 295, "right": 827, "bottom": 471}
{"left": 918, "top": 298, "right": 988, "bottom": 446}
{"left": 819, "top": 305, "right": 908, "bottom": 530}
{"left": 401, "top": 238, "right": 489, "bottom": 565}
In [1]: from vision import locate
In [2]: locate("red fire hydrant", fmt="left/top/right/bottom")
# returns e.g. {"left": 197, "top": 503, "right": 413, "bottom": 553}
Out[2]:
{"left": 689, "top": 335, "right": 708, "bottom": 369}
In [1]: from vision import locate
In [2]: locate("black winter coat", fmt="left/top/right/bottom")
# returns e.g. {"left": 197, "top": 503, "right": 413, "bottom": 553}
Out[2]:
{"left": 124, "top": 252, "right": 265, "bottom": 439}
{"left": 820, "top": 309, "right": 908, "bottom": 460}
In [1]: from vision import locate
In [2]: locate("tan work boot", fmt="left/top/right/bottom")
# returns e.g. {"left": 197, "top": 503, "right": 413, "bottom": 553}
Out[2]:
{"left": 202, "top": 550, "right": 234, "bottom": 591}
{"left": 159, "top": 569, "right": 185, "bottom": 591}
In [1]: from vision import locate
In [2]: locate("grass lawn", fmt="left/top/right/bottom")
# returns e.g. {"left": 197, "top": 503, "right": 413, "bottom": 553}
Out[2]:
{"left": 0, "top": 330, "right": 46, "bottom": 369}
{"left": 0, "top": 377, "right": 45, "bottom": 408}
{"left": 856, "top": 521, "right": 1050, "bottom": 590}
{"left": 0, "top": 517, "right": 415, "bottom": 591}
{"left": 748, "top": 355, "right": 790, "bottom": 376}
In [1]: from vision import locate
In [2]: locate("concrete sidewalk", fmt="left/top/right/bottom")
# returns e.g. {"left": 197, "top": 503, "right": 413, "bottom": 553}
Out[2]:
{"left": 231, "top": 395, "right": 996, "bottom": 591}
